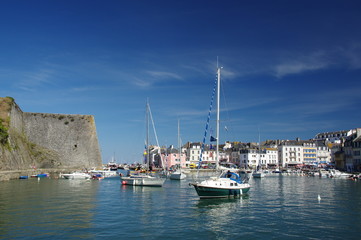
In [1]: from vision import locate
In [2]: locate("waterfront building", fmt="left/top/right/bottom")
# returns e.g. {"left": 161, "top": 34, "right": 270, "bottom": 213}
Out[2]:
{"left": 314, "top": 129, "right": 356, "bottom": 143}
{"left": 315, "top": 140, "right": 332, "bottom": 164}
{"left": 344, "top": 128, "right": 361, "bottom": 172}
{"left": 265, "top": 148, "right": 279, "bottom": 168}
{"left": 224, "top": 142, "right": 248, "bottom": 166}
{"left": 185, "top": 142, "right": 201, "bottom": 167}
{"left": 229, "top": 148, "right": 240, "bottom": 165}
{"left": 163, "top": 145, "right": 187, "bottom": 169}
{"left": 303, "top": 142, "right": 317, "bottom": 165}
{"left": 278, "top": 140, "right": 304, "bottom": 167}
{"left": 353, "top": 130, "right": 361, "bottom": 172}
{"left": 179, "top": 128, "right": 359, "bottom": 170}
{"left": 200, "top": 147, "right": 216, "bottom": 166}
{"left": 334, "top": 150, "right": 346, "bottom": 170}
{"left": 238, "top": 144, "right": 278, "bottom": 169}
{"left": 328, "top": 142, "right": 342, "bottom": 164}
{"left": 239, "top": 148, "right": 258, "bottom": 168}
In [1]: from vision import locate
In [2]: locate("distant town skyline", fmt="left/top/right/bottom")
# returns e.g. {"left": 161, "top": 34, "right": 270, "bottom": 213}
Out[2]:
{"left": 1, "top": 0, "right": 361, "bottom": 163}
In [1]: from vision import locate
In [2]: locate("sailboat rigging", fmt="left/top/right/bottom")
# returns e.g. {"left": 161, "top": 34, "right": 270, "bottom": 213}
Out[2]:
{"left": 170, "top": 119, "right": 186, "bottom": 180}
{"left": 120, "top": 100, "right": 166, "bottom": 187}
{"left": 252, "top": 130, "right": 265, "bottom": 178}
{"left": 190, "top": 65, "right": 251, "bottom": 198}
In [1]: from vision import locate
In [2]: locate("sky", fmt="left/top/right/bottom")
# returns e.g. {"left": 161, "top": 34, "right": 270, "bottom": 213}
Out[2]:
{"left": 1, "top": 0, "right": 361, "bottom": 164}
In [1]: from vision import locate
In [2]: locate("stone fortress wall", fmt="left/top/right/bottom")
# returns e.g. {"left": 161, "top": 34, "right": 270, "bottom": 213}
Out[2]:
{"left": 0, "top": 97, "right": 102, "bottom": 180}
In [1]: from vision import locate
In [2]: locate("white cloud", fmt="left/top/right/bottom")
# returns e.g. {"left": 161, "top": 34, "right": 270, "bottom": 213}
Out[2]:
{"left": 270, "top": 45, "right": 361, "bottom": 79}
{"left": 17, "top": 69, "right": 55, "bottom": 91}
{"left": 133, "top": 77, "right": 152, "bottom": 88}
{"left": 146, "top": 71, "right": 182, "bottom": 80}
{"left": 273, "top": 51, "right": 330, "bottom": 78}
{"left": 274, "top": 61, "right": 327, "bottom": 78}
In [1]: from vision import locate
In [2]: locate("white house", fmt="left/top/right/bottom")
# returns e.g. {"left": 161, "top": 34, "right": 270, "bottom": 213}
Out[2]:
{"left": 278, "top": 141, "right": 303, "bottom": 167}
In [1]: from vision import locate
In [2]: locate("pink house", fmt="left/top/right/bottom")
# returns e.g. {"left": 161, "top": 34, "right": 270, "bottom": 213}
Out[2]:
{"left": 162, "top": 147, "right": 187, "bottom": 170}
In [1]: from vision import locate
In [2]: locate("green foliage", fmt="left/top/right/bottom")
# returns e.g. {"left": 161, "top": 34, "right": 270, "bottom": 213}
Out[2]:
{"left": 0, "top": 119, "right": 9, "bottom": 145}
{"left": 5, "top": 96, "right": 14, "bottom": 103}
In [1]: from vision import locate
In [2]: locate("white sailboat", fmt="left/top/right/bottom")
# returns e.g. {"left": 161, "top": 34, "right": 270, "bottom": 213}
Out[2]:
{"left": 191, "top": 65, "right": 251, "bottom": 198}
{"left": 252, "top": 132, "right": 265, "bottom": 178}
{"left": 170, "top": 120, "right": 186, "bottom": 180}
{"left": 121, "top": 100, "right": 166, "bottom": 187}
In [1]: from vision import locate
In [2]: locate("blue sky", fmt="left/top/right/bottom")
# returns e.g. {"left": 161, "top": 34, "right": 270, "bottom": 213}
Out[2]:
{"left": 1, "top": 0, "right": 361, "bottom": 164}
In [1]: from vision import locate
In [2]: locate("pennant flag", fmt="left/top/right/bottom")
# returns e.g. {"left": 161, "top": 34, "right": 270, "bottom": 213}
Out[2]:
{"left": 210, "top": 136, "right": 217, "bottom": 142}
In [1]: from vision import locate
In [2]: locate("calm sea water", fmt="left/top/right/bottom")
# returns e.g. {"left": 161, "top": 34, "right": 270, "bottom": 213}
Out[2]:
{"left": 1, "top": 172, "right": 360, "bottom": 240}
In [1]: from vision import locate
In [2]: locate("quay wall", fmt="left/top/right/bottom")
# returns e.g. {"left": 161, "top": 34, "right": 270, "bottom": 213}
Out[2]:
{"left": 0, "top": 97, "right": 102, "bottom": 180}
{"left": 0, "top": 168, "right": 82, "bottom": 181}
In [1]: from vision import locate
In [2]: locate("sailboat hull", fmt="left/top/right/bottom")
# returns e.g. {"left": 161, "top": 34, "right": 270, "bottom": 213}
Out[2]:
{"left": 169, "top": 171, "right": 186, "bottom": 180}
{"left": 121, "top": 176, "right": 165, "bottom": 187}
{"left": 252, "top": 172, "right": 265, "bottom": 178}
{"left": 191, "top": 175, "right": 251, "bottom": 198}
{"left": 192, "top": 184, "right": 250, "bottom": 198}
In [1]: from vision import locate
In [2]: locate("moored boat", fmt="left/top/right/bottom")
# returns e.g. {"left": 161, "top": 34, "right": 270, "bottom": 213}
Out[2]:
{"left": 169, "top": 120, "right": 186, "bottom": 181}
{"left": 91, "top": 174, "right": 104, "bottom": 180}
{"left": 169, "top": 170, "right": 186, "bottom": 180}
{"left": 190, "top": 65, "right": 251, "bottom": 198}
{"left": 90, "top": 168, "right": 118, "bottom": 178}
{"left": 328, "top": 169, "right": 351, "bottom": 179}
{"left": 121, "top": 172, "right": 165, "bottom": 186}
{"left": 120, "top": 100, "right": 165, "bottom": 187}
{"left": 191, "top": 171, "right": 250, "bottom": 198}
{"left": 60, "top": 172, "right": 91, "bottom": 180}
{"left": 252, "top": 171, "right": 265, "bottom": 178}
{"left": 107, "top": 157, "right": 119, "bottom": 171}
{"left": 31, "top": 173, "right": 49, "bottom": 178}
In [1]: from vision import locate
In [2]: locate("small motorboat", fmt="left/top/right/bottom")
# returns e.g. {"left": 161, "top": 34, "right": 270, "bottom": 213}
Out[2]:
{"left": 60, "top": 172, "right": 91, "bottom": 180}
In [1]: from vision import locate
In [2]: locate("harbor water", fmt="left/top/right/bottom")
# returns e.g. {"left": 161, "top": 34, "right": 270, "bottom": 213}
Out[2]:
{"left": 1, "top": 173, "right": 361, "bottom": 239}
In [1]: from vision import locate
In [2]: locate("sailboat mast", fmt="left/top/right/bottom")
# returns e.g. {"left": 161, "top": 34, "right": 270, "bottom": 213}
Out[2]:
{"left": 146, "top": 100, "right": 150, "bottom": 171}
{"left": 216, "top": 67, "right": 221, "bottom": 170}
{"left": 178, "top": 119, "right": 180, "bottom": 168}
{"left": 258, "top": 129, "right": 261, "bottom": 169}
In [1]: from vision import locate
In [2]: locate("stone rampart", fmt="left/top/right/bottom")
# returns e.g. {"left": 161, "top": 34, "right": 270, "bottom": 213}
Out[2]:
{"left": 0, "top": 97, "right": 102, "bottom": 179}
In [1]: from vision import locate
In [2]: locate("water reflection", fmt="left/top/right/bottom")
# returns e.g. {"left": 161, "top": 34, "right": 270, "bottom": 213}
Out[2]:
{"left": 195, "top": 195, "right": 250, "bottom": 208}
{"left": 0, "top": 178, "right": 99, "bottom": 239}
{"left": 1, "top": 173, "right": 361, "bottom": 239}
